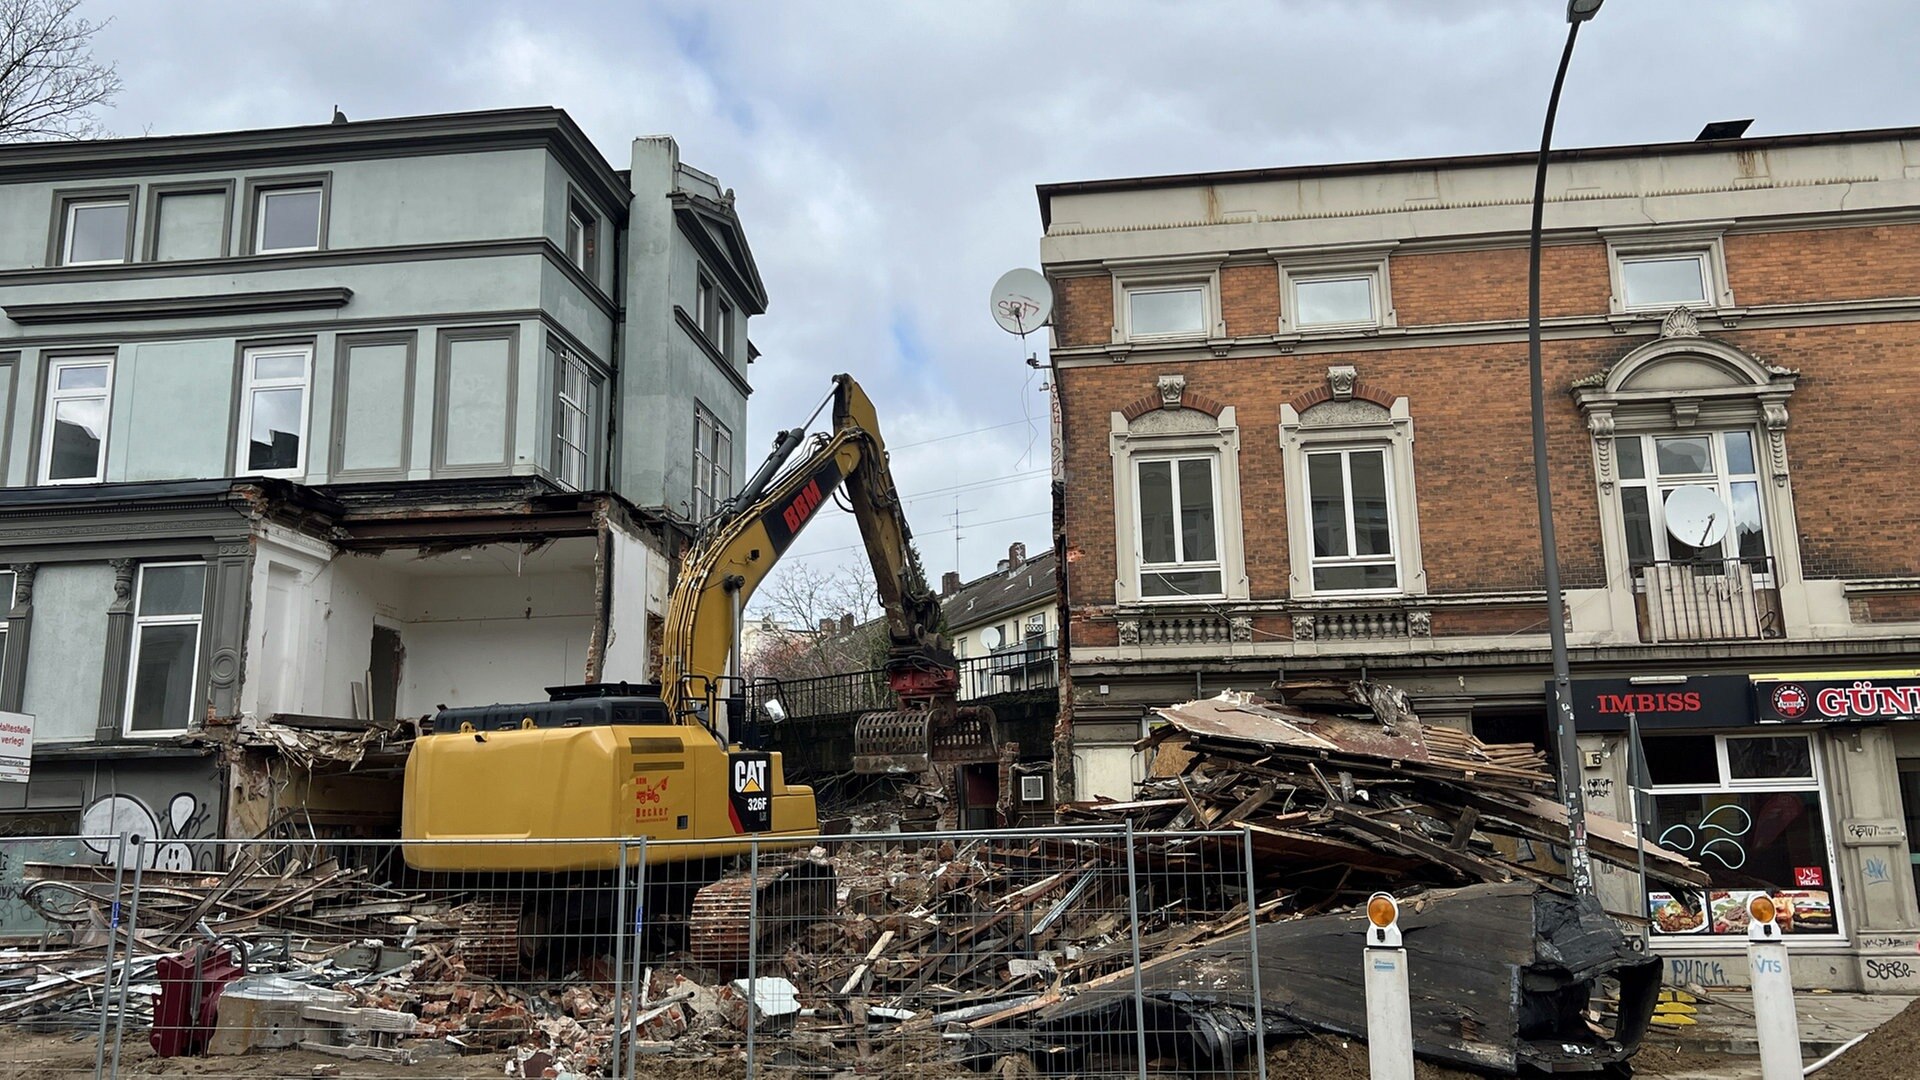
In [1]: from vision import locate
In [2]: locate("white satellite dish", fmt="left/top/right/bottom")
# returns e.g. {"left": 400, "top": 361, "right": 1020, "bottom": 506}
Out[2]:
{"left": 1664, "top": 485, "right": 1730, "bottom": 548}
{"left": 990, "top": 268, "right": 1054, "bottom": 336}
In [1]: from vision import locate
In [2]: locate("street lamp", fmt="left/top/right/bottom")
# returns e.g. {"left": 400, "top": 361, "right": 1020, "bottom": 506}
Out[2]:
{"left": 1529, "top": 0, "right": 1602, "bottom": 898}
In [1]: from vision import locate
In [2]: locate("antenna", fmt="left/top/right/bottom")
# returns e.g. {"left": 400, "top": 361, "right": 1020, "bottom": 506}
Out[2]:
{"left": 990, "top": 268, "right": 1054, "bottom": 339}
{"left": 948, "top": 496, "right": 974, "bottom": 575}
{"left": 1664, "top": 485, "right": 1731, "bottom": 550}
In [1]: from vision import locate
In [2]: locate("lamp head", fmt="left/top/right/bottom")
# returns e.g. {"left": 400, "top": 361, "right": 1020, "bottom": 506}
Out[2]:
{"left": 1568, "top": 0, "right": 1604, "bottom": 21}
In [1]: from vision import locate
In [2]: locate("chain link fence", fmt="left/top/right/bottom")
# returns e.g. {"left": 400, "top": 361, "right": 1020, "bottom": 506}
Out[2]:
{"left": 0, "top": 829, "right": 1273, "bottom": 1079}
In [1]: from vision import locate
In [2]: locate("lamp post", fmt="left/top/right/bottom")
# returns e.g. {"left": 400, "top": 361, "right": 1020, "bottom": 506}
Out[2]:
{"left": 1530, "top": 0, "right": 1603, "bottom": 898}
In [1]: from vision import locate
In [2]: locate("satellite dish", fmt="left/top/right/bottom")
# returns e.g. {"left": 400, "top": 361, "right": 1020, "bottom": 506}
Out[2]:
{"left": 1664, "top": 485, "right": 1730, "bottom": 548}
{"left": 990, "top": 268, "right": 1053, "bottom": 336}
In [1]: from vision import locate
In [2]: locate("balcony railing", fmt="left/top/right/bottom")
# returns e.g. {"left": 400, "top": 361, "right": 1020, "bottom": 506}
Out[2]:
{"left": 1634, "top": 555, "right": 1783, "bottom": 643}
{"left": 750, "top": 645, "right": 1060, "bottom": 721}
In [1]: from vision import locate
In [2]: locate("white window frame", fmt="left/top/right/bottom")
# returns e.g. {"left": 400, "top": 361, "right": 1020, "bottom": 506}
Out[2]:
{"left": 39, "top": 355, "right": 114, "bottom": 485}
{"left": 62, "top": 197, "right": 132, "bottom": 266}
{"left": 1279, "top": 383, "right": 1425, "bottom": 600}
{"left": 565, "top": 198, "right": 595, "bottom": 274}
{"left": 235, "top": 344, "right": 314, "bottom": 478}
{"left": 1303, "top": 445, "right": 1401, "bottom": 595}
{"left": 716, "top": 297, "right": 734, "bottom": 358}
{"left": 1616, "top": 428, "right": 1772, "bottom": 573}
{"left": 693, "top": 402, "right": 732, "bottom": 520}
{"left": 553, "top": 345, "right": 599, "bottom": 491}
{"left": 1132, "top": 453, "right": 1227, "bottom": 601}
{"left": 1109, "top": 261, "right": 1224, "bottom": 346}
{"left": 253, "top": 185, "right": 324, "bottom": 254}
{"left": 1274, "top": 243, "right": 1396, "bottom": 336}
{"left": 1619, "top": 253, "right": 1712, "bottom": 312}
{"left": 122, "top": 561, "right": 206, "bottom": 738}
{"left": 1603, "top": 227, "right": 1733, "bottom": 316}
{"left": 696, "top": 274, "right": 716, "bottom": 338}
{"left": 1109, "top": 400, "right": 1248, "bottom": 607}
{"left": 1643, "top": 731, "right": 1844, "bottom": 944}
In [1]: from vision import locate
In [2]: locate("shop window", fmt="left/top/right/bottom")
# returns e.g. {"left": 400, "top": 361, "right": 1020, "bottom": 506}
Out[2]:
{"left": 1643, "top": 731, "right": 1839, "bottom": 939}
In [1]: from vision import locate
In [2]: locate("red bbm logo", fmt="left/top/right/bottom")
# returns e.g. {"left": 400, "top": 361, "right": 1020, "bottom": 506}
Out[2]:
{"left": 1795, "top": 866, "right": 1825, "bottom": 887}
{"left": 1772, "top": 684, "right": 1809, "bottom": 720}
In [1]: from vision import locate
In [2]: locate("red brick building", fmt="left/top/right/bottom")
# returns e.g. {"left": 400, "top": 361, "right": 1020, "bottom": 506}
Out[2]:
{"left": 1037, "top": 127, "right": 1920, "bottom": 989}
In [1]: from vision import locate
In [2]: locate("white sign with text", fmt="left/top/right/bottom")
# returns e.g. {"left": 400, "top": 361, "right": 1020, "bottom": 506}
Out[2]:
{"left": 0, "top": 711, "right": 33, "bottom": 784}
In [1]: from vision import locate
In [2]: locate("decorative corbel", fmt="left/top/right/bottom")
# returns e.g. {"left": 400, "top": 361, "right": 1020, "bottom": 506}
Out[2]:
{"left": 1763, "top": 401, "right": 1791, "bottom": 487}
{"left": 1587, "top": 411, "right": 1616, "bottom": 492}
{"left": 1327, "top": 365, "right": 1357, "bottom": 401}
{"left": 1293, "top": 614, "right": 1316, "bottom": 642}
{"left": 1156, "top": 374, "right": 1186, "bottom": 409}
{"left": 1670, "top": 399, "right": 1700, "bottom": 428}
{"left": 1229, "top": 616, "right": 1253, "bottom": 643}
{"left": 1117, "top": 618, "right": 1141, "bottom": 646}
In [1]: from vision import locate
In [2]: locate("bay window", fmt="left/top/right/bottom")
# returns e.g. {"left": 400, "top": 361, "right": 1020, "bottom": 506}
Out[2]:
{"left": 124, "top": 563, "right": 206, "bottom": 736}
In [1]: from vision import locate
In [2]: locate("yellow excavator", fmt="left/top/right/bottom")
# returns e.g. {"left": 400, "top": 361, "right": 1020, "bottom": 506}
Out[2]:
{"left": 400, "top": 374, "right": 999, "bottom": 965}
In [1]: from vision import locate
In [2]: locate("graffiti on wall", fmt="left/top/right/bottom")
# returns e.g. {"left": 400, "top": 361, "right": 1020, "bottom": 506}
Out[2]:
{"left": 79, "top": 792, "right": 215, "bottom": 870}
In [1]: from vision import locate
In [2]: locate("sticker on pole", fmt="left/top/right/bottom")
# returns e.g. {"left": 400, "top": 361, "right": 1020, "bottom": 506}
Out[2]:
{"left": 728, "top": 752, "right": 773, "bottom": 834}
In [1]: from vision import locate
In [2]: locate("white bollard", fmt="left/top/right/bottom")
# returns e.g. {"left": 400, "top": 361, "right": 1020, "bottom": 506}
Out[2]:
{"left": 1363, "top": 892, "right": 1415, "bottom": 1080}
{"left": 1746, "top": 894, "right": 1803, "bottom": 1080}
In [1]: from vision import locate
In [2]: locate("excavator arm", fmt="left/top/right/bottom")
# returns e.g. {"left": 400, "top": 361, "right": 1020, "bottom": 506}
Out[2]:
{"left": 659, "top": 374, "right": 997, "bottom": 774}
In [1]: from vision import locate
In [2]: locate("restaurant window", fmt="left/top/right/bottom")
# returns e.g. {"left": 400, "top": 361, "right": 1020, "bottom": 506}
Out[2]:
{"left": 1643, "top": 732, "right": 1839, "bottom": 939}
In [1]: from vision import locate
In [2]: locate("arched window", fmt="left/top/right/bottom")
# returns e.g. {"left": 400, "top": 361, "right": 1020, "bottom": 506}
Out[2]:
{"left": 1279, "top": 366, "right": 1425, "bottom": 598}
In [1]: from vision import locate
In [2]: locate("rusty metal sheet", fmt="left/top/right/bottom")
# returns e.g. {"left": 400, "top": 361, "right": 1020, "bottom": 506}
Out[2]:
{"left": 1151, "top": 691, "right": 1431, "bottom": 764}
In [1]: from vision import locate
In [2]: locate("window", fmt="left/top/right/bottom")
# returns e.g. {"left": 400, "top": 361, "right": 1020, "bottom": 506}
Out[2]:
{"left": 1616, "top": 430, "right": 1768, "bottom": 566}
{"left": 61, "top": 196, "right": 132, "bottom": 265}
{"left": 1621, "top": 253, "right": 1710, "bottom": 311}
{"left": 1276, "top": 246, "right": 1395, "bottom": 334}
{"left": 1279, "top": 370, "right": 1424, "bottom": 599}
{"left": 1306, "top": 448, "right": 1398, "bottom": 592}
{"left": 1135, "top": 456, "right": 1223, "bottom": 599}
{"left": 1644, "top": 732, "right": 1839, "bottom": 939}
{"left": 1126, "top": 285, "right": 1207, "bottom": 339}
{"left": 39, "top": 356, "right": 112, "bottom": 484}
{"left": 693, "top": 403, "right": 732, "bottom": 520}
{"left": 716, "top": 298, "right": 734, "bottom": 358}
{"left": 124, "top": 563, "right": 206, "bottom": 736}
{"left": 565, "top": 198, "right": 597, "bottom": 273}
{"left": 552, "top": 344, "right": 601, "bottom": 490}
{"left": 237, "top": 345, "right": 312, "bottom": 476}
{"left": 253, "top": 184, "right": 323, "bottom": 253}
{"left": 696, "top": 276, "right": 715, "bottom": 334}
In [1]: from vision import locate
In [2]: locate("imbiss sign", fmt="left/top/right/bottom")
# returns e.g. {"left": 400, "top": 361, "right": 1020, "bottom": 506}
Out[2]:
{"left": 1754, "top": 672, "right": 1920, "bottom": 724}
{"left": 1569, "top": 675, "right": 1753, "bottom": 732}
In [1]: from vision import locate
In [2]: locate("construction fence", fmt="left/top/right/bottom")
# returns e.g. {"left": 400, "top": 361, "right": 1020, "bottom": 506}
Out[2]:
{"left": 0, "top": 828, "right": 1276, "bottom": 1080}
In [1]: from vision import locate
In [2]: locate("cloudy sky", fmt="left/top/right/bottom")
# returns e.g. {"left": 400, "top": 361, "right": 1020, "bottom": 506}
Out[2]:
{"left": 84, "top": 0, "right": 1920, "bottom": 607}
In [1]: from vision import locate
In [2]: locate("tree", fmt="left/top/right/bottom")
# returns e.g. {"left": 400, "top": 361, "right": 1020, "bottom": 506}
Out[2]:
{"left": 0, "top": 0, "right": 120, "bottom": 143}
{"left": 746, "top": 560, "right": 888, "bottom": 683}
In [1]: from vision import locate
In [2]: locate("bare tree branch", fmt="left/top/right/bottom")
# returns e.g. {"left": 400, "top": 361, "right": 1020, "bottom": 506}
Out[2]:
{"left": 745, "top": 561, "right": 887, "bottom": 681}
{"left": 0, "top": 0, "right": 119, "bottom": 143}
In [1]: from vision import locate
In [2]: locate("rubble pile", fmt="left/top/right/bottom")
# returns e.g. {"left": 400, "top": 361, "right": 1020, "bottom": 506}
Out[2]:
{"left": 0, "top": 681, "right": 1705, "bottom": 1076}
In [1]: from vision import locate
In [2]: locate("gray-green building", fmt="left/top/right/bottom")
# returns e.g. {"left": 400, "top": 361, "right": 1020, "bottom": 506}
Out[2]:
{"left": 0, "top": 108, "right": 766, "bottom": 856}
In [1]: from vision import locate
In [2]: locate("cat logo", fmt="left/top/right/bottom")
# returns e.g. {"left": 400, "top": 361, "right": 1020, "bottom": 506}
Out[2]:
{"left": 728, "top": 752, "right": 773, "bottom": 833}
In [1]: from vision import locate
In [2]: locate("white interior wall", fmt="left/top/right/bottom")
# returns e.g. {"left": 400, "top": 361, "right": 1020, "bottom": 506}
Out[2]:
{"left": 397, "top": 568, "right": 594, "bottom": 716}
{"left": 602, "top": 524, "right": 667, "bottom": 684}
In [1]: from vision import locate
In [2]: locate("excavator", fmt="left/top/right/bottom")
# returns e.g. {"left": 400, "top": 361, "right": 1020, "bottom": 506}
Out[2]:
{"left": 400, "top": 374, "right": 1001, "bottom": 967}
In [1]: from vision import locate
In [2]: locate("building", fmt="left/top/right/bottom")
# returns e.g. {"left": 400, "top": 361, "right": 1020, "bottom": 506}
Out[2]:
{"left": 940, "top": 541, "right": 1059, "bottom": 700}
{"left": 1038, "top": 124, "right": 1920, "bottom": 990}
{"left": 0, "top": 108, "right": 765, "bottom": 856}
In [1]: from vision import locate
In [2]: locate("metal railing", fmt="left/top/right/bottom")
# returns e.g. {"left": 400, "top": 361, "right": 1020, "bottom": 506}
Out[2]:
{"left": 0, "top": 828, "right": 1267, "bottom": 1080}
{"left": 753, "top": 646, "right": 1060, "bottom": 719}
{"left": 1633, "top": 554, "right": 1783, "bottom": 643}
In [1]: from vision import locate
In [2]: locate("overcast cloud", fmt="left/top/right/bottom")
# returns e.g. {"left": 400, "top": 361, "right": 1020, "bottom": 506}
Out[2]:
{"left": 85, "top": 0, "right": 1920, "bottom": 606}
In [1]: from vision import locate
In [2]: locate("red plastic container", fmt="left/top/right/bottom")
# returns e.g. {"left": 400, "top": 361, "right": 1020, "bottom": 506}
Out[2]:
{"left": 148, "top": 943, "right": 244, "bottom": 1057}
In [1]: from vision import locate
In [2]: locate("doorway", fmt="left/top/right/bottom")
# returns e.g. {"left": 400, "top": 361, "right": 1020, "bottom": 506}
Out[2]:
{"left": 370, "top": 625, "right": 404, "bottom": 722}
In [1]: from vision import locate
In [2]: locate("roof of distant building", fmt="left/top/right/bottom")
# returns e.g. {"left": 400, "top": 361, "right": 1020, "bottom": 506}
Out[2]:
{"left": 943, "top": 546, "right": 1058, "bottom": 632}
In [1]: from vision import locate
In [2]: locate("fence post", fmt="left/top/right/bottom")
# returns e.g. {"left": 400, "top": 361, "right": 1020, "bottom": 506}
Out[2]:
{"left": 610, "top": 841, "right": 628, "bottom": 1077}
{"left": 1122, "top": 820, "right": 1149, "bottom": 1080}
{"left": 746, "top": 839, "right": 760, "bottom": 1080}
{"left": 91, "top": 833, "right": 128, "bottom": 1080}
{"left": 107, "top": 836, "right": 144, "bottom": 1080}
{"left": 1240, "top": 828, "right": 1267, "bottom": 1080}
{"left": 627, "top": 837, "right": 648, "bottom": 1080}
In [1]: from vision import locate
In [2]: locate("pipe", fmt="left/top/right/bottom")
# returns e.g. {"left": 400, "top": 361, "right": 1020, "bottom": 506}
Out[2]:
{"left": 1803, "top": 1032, "right": 1868, "bottom": 1076}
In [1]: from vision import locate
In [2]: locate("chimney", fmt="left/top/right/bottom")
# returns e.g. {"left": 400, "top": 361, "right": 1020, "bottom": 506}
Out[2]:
{"left": 839, "top": 612, "right": 855, "bottom": 633}
{"left": 941, "top": 571, "right": 962, "bottom": 597}
{"left": 818, "top": 618, "right": 835, "bottom": 633}
{"left": 1008, "top": 542, "right": 1027, "bottom": 569}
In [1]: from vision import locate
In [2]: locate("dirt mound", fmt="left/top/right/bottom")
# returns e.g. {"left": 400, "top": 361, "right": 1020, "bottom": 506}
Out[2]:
{"left": 1266, "top": 1033, "right": 1490, "bottom": 1079}
{"left": 1815, "top": 998, "right": 1920, "bottom": 1080}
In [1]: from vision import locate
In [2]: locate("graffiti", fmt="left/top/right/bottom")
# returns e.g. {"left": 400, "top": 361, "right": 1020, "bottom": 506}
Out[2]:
{"left": 80, "top": 792, "right": 214, "bottom": 870}
{"left": 1865, "top": 856, "right": 1892, "bottom": 886}
{"left": 1866, "top": 958, "right": 1916, "bottom": 982}
{"left": 1659, "top": 804, "right": 1752, "bottom": 871}
{"left": 1845, "top": 820, "right": 1905, "bottom": 843}
{"left": 1584, "top": 777, "right": 1614, "bottom": 801}
{"left": 1668, "top": 958, "right": 1731, "bottom": 987}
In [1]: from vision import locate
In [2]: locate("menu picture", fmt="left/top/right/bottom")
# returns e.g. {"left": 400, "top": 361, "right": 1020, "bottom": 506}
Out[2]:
{"left": 1649, "top": 891, "right": 1709, "bottom": 935}
{"left": 1774, "top": 890, "right": 1834, "bottom": 935}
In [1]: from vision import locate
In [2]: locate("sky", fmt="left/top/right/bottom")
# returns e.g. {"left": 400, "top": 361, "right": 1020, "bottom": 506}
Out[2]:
{"left": 82, "top": 0, "right": 1920, "bottom": 614}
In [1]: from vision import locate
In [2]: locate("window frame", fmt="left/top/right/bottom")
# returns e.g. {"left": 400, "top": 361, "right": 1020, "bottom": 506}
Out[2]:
{"left": 1603, "top": 228, "right": 1732, "bottom": 316}
{"left": 37, "top": 353, "right": 114, "bottom": 486}
{"left": 1108, "top": 262, "right": 1224, "bottom": 346}
{"left": 242, "top": 173, "right": 330, "bottom": 255}
{"left": 1641, "top": 730, "right": 1844, "bottom": 943}
{"left": 1274, "top": 244, "right": 1396, "bottom": 336}
{"left": 1619, "top": 252, "right": 1712, "bottom": 312}
{"left": 1132, "top": 453, "right": 1227, "bottom": 601}
{"left": 692, "top": 401, "right": 733, "bottom": 520}
{"left": 56, "top": 192, "right": 137, "bottom": 267}
{"left": 1122, "top": 283, "right": 1210, "bottom": 341}
{"left": 1303, "top": 444, "right": 1402, "bottom": 595}
{"left": 1109, "top": 397, "right": 1248, "bottom": 608}
{"left": 1279, "top": 380, "right": 1425, "bottom": 600}
{"left": 550, "top": 340, "right": 603, "bottom": 491}
{"left": 716, "top": 297, "right": 734, "bottom": 359}
{"left": 1616, "top": 427, "right": 1772, "bottom": 573}
{"left": 234, "top": 343, "right": 315, "bottom": 478}
{"left": 565, "top": 192, "right": 597, "bottom": 276}
{"left": 142, "top": 180, "right": 235, "bottom": 262}
{"left": 121, "top": 561, "right": 207, "bottom": 739}
{"left": 0, "top": 570, "right": 13, "bottom": 688}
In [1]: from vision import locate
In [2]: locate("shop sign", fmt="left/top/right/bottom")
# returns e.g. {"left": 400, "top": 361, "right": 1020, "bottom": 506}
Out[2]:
{"left": 1752, "top": 671, "right": 1920, "bottom": 724}
{"left": 1569, "top": 675, "right": 1753, "bottom": 732}
{"left": 1841, "top": 819, "right": 1907, "bottom": 847}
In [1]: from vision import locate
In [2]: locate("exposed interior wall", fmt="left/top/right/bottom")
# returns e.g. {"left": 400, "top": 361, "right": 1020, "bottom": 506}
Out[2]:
{"left": 398, "top": 567, "right": 593, "bottom": 717}
{"left": 603, "top": 522, "right": 668, "bottom": 684}
{"left": 20, "top": 562, "right": 112, "bottom": 742}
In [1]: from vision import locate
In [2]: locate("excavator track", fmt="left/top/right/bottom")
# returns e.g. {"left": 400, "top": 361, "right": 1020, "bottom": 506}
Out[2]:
{"left": 687, "top": 858, "right": 837, "bottom": 973}
{"left": 447, "top": 898, "right": 525, "bottom": 977}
